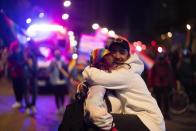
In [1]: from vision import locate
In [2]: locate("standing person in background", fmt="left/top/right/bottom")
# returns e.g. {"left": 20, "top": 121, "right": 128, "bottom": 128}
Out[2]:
{"left": 177, "top": 49, "right": 196, "bottom": 112}
{"left": 23, "top": 49, "right": 38, "bottom": 115}
{"left": 148, "top": 53, "right": 175, "bottom": 119}
{"left": 49, "top": 49, "right": 69, "bottom": 114}
{"left": 8, "top": 41, "right": 25, "bottom": 109}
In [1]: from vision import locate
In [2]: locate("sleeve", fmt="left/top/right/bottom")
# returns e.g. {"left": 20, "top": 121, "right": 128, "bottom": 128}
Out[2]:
{"left": 85, "top": 105, "right": 114, "bottom": 130}
{"left": 82, "top": 66, "right": 130, "bottom": 89}
{"left": 84, "top": 85, "right": 114, "bottom": 130}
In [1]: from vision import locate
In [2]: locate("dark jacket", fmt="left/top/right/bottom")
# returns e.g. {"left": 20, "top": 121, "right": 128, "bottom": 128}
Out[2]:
{"left": 8, "top": 52, "right": 25, "bottom": 78}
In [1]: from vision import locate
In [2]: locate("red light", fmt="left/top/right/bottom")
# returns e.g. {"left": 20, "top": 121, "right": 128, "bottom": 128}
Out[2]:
{"left": 151, "top": 41, "right": 157, "bottom": 46}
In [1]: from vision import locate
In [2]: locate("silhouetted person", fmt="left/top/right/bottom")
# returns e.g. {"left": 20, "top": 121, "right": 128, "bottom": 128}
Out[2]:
{"left": 177, "top": 49, "right": 195, "bottom": 111}
{"left": 148, "top": 53, "right": 175, "bottom": 119}
{"left": 8, "top": 41, "right": 25, "bottom": 108}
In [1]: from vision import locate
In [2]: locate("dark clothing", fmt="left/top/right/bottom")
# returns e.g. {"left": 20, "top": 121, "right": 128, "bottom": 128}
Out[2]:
{"left": 8, "top": 52, "right": 25, "bottom": 78}
{"left": 23, "top": 57, "right": 37, "bottom": 108}
{"left": 8, "top": 51, "right": 25, "bottom": 103}
{"left": 24, "top": 78, "right": 37, "bottom": 108}
{"left": 58, "top": 101, "right": 85, "bottom": 131}
{"left": 154, "top": 86, "right": 171, "bottom": 118}
{"left": 53, "top": 84, "right": 68, "bottom": 109}
{"left": 148, "top": 59, "right": 174, "bottom": 118}
{"left": 12, "top": 77, "right": 25, "bottom": 102}
{"left": 112, "top": 114, "right": 149, "bottom": 131}
{"left": 86, "top": 114, "right": 149, "bottom": 131}
{"left": 177, "top": 58, "right": 195, "bottom": 104}
{"left": 149, "top": 60, "right": 174, "bottom": 87}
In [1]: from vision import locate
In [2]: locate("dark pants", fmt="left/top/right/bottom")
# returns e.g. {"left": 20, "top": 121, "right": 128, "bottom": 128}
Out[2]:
{"left": 182, "top": 82, "right": 196, "bottom": 104}
{"left": 53, "top": 84, "right": 68, "bottom": 109}
{"left": 12, "top": 77, "right": 25, "bottom": 102}
{"left": 154, "top": 86, "right": 171, "bottom": 117}
{"left": 24, "top": 79, "right": 37, "bottom": 108}
{"left": 86, "top": 114, "right": 149, "bottom": 131}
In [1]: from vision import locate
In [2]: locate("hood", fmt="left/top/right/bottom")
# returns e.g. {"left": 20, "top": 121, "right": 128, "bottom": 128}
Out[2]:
{"left": 124, "top": 53, "right": 144, "bottom": 75}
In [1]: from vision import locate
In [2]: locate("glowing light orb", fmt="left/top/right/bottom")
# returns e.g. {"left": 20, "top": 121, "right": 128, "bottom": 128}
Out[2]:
{"left": 63, "top": 1, "right": 71, "bottom": 7}
{"left": 92, "top": 23, "right": 99, "bottom": 30}
{"left": 26, "top": 18, "right": 32, "bottom": 24}
{"left": 157, "top": 46, "right": 163, "bottom": 53}
{"left": 62, "top": 13, "right": 69, "bottom": 20}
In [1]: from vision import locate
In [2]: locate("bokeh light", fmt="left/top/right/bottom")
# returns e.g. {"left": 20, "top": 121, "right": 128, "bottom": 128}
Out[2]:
{"left": 108, "top": 30, "right": 116, "bottom": 37}
{"left": 39, "top": 12, "right": 45, "bottom": 18}
{"left": 26, "top": 18, "right": 32, "bottom": 24}
{"left": 62, "top": 13, "right": 69, "bottom": 20}
{"left": 68, "top": 31, "right": 74, "bottom": 36}
{"left": 157, "top": 46, "right": 163, "bottom": 53}
{"left": 136, "top": 45, "right": 142, "bottom": 52}
{"left": 63, "top": 1, "right": 71, "bottom": 7}
{"left": 161, "top": 34, "right": 166, "bottom": 40}
{"left": 167, "top": 32, "right": 172, "bottom": 38}
{"left": 72, "top": 53, "right": 78, "bottom": 59}
{"left": 186, "top": 24, "right": 191, "bottom": 30}
{"left": 92, "top": 23, "right": 99, "bottom": 30}
{"left": 39, "top": 47, "right": 51, "bottom": 57}
{"left": 101, "top": 27, "right": 108, "bottom": 34}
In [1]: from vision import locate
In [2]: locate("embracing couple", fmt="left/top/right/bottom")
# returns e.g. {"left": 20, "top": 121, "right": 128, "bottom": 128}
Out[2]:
{"left": 60, "top": 37, "right": 165, "bottom": 131}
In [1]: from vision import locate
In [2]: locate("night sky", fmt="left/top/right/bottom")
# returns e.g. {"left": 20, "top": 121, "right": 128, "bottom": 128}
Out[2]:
{"left": 0, "top": 0, "right": 196, "bottom": 43}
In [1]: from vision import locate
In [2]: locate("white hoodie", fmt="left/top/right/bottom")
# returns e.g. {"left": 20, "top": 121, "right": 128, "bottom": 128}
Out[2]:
{"left": 83, "top": 53, "right": 165, "bottom": 131}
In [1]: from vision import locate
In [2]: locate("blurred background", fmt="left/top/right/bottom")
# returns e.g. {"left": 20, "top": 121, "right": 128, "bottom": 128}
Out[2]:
{"left": 0, "top": 0, "right": 196, "bottom": 131}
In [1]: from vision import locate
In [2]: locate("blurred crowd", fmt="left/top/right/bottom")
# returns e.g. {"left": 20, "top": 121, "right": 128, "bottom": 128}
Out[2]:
{"left": 146, "top": 45, "right": 196, "bottom": 117}
{"left": 0, "top": 40, "right": 84, "bottom": 115}
{"left": 0, "top": 38, "right": 196, "bottom": 118}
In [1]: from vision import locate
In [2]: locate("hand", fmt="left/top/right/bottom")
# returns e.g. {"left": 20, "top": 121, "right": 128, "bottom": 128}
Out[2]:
{"left": 70, "top": 78, "right": 81, "bottom": 90}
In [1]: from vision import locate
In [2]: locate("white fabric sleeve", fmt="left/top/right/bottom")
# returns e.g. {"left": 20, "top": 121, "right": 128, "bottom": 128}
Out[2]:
{"left": 86, "top": 106, "right": 113, "bottom": 130}
{"left": 84, "top": 86, "right": 114, "bottom": 130}
{"left": 82, "top": 66, "right": 130, "bottom": 89}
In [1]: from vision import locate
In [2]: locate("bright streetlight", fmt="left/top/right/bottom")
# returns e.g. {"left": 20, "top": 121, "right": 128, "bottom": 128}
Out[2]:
{"left": 63, "top": 1, "right": 71, "bottom": 7}
{"left": 157, "top": 46, "right": 163, "bottom": 53}
{"left": 26, "top": 18, "right": 32, "bottom": 24}
{"left": 62, "top": 13, "right": 69, "bottom": 20}
{"left": 186, "top": 24, "right": 191, "bottom": 30}
{"left": 167, "top": 32, "right": 172, "bottom": 38}
{"left": 72, "top": 53, "right": 78, "bottom": 59}
{"left": 92, "top": 23, "right": 99, "bottom": 30}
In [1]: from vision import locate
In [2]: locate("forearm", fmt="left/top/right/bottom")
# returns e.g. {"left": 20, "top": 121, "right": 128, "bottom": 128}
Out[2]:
{"left": 59, "top": 68, "right": 69, "bottom": 77}
{"left": 83, "top": 66, "right": 131, "bottom": 87}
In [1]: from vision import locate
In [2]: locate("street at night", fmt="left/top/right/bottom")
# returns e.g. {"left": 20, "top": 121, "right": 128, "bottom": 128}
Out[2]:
{"left": 0, "top": 0, "right": 196, "bottom": 131}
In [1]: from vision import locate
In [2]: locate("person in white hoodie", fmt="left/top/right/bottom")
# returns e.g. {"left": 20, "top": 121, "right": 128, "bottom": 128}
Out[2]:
{"left": 84, "top": 48, "right": 125, "bottom": 131}
{"left": 83, "top": 38, "right": 165, "bottom": 131}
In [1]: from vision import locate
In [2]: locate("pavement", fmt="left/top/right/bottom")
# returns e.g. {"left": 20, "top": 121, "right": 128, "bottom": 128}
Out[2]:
{"left": 0, "top": 77, "right": 196, "bottom": 131}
